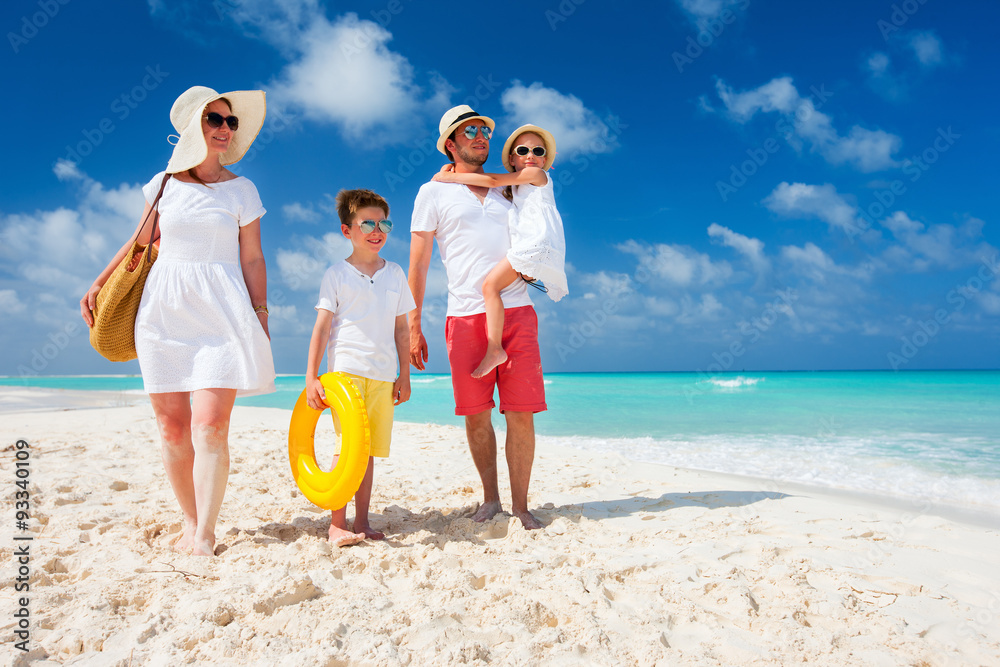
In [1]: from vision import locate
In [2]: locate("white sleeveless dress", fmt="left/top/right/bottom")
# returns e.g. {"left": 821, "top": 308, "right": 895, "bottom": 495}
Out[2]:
{"left": 135, "top": 172, "right": 275, "bottom": 396}
{"left": 507, "top": 172, "right": 569, "bottom": 302}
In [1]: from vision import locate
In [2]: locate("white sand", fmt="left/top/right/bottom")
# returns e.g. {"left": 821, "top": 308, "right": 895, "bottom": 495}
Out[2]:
{"left": 2, "top": 390, "right": 999, "bottom": 666}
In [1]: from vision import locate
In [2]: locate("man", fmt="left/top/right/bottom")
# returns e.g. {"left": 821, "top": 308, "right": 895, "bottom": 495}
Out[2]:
{"left": 408, "top": 105, "right": 545, "bottom": 530}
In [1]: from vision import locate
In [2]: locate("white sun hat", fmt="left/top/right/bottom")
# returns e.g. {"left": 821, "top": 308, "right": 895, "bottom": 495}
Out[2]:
{"left": 165, "top": 86, "right": 267, "bottom": 174}
{"left": 436, "top": 104, "right": 495, "bottom": 156}
{"left": 501, "top": 124, "right": 557, "bottom": 173}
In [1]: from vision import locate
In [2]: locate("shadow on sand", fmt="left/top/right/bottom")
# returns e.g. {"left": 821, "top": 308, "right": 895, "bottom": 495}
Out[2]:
{"left": 229, "top": 489, "right": 790, "bottom": 552}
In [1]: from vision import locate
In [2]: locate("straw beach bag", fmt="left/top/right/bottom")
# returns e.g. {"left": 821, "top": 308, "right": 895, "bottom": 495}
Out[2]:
{"left": 89, "top": 174, "right": 169, "bottom": 362}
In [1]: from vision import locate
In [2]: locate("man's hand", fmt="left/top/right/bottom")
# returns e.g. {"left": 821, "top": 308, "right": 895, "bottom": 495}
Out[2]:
{"left": 409, "top": 325, "right": 428, "bottom": 371}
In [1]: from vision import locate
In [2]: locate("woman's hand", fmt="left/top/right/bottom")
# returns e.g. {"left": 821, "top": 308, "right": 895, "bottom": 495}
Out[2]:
{"left": 256, "top": 311, "right": 270, "bottom": 340}
{"left": 80, "top": 284, "right": 101, "bottom": 327}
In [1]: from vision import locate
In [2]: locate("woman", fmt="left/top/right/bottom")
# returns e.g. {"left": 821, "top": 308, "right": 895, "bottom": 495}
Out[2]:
{"left": 80, "top": 86, "right": 275, "bottom": 556}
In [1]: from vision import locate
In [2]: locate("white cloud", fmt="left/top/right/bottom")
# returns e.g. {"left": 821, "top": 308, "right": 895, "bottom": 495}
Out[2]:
{"left": 867, "top": 52, "right": 890, "bottom": 76}
{"left": 864, "top": 51, "right": 908, "bottom": 101}
{"left": 880, "top": 212, "right": 996, "bottom": 272}
{"left": 715, "top": 77, "right": 798, "bottom": 121}
{"left": 707, "top": 223, "right": 769, "bottom": 276}
{"left": 282, "top": 202, "right": 321, "bottom": 224}
{"left": 275, "top": 233, "right": 352, "bottom": 291}
{"left": 780, "top": 243, "right": 872, "bottom": 283}
{"left": 763, "top": 182, "right": 860, "bottom": 234}
{"left": 193, "top": 1, "right": 449, "bottom": 144}
{"left": 714, "top": 77, "right": 901, "bottom": 171}
{"left": 0, "top": 290, "right": 27, "bottom": 315}
{"left": 617, "top": 240, "right": 733, "bottom": 288}
{"left": 500, "top": 81, "right": 618, "bottom": 158}
{"left": 674, "top": 0, "right": 749, "bottom": 27}
{"left": 0, "top": 161, "right": 145, "bottom": 295}
{"left": 266, "top": 13, "right": 438, "bottom": 142}
{"left": 909, "top": 31, "right": 943, "bottom": 66}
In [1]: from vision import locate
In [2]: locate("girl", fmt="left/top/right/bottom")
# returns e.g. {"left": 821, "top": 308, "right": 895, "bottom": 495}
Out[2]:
{"left": 433, "top": 124, "right": 568, "bottom": 378}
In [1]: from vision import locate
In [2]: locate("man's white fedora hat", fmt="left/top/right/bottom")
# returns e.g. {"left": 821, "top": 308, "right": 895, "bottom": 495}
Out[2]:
{"left": 436, "top": 105, "right": 495, "bottom": 156}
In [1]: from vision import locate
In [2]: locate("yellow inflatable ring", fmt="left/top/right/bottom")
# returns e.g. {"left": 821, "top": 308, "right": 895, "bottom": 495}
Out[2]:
{"left": 288, "top": 372, "right": 371, "bottom": 510}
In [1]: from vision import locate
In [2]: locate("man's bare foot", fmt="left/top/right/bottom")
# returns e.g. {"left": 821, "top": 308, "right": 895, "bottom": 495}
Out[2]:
{"left": 471, "top": 500, "right": 503, "bottom": 522}
{"left": 514, "top": 509, "right": 543, "bottom": 530}
{"left": 354, "top": 523, "right": 385, "bottom": 540}
{"left": 192, "top": 537, "right": 216, "bottom": 557}
{"left": 329, "top": 524, "right": 365, "bottom": 547}
{"left": 471, "top": 347, "right": 508, "bottom": 379}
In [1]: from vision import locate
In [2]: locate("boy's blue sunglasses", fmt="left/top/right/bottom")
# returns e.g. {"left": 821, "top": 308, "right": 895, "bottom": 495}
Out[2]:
{"left": 461, "top": 125, "right": 492, "bottom": 140}
{"left": 357, "top": 219, "right": 392, "bottom": 234}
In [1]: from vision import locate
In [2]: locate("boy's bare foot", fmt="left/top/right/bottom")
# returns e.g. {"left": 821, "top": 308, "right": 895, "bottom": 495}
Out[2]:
{"left": 471, "top": 500, "right": 503, "bottom": 522}
{"left": 514, "top": 509, "right": 543, "bottom": 530}
{"left": 329, "top": 524, "right": 365, "bottom": 547}
{"left": 354, "top": 523, "right": 385, "bottom": 540}
{"left": 471, "top": 347, "right": 508, "bottom": 379}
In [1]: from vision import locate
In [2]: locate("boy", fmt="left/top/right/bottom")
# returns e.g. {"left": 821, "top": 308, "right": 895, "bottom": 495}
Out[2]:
{"left": 306, "top": 188, "right": 416, "bottom": 546}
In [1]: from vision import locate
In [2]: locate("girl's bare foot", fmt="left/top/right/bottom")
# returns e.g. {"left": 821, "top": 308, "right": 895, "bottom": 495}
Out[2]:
{"left": 472, "top": 346, "right": 508, "bottom": 379}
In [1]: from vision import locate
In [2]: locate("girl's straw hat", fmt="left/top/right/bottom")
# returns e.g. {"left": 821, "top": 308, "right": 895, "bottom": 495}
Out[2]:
{"left": 501, "top": 124, "right": 557, "bottom": 172}
{"left": 165, "top": 86, "right": 267, "bottom": 174}
{"left": 437, "top": 105, "right": 495, "bottom": 156}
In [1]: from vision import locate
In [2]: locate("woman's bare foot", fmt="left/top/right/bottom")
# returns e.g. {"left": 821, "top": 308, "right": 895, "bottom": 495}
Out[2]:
{"left": 172, "top": 521, "right": 197, "bottom": 553}
{"left": 329, "top": 524, "right": 366, "bottom": 547}
{"left": 471, "top": 500, "right": 503, "bottom": 523}
{"left": 192, "top": 537, "right": 216, "bottom": 557}
{"left": 471, "top": 346, "right": 508, "bottom": 379}
{"left": 353, "top": 522, "right": 385, "bottom": 540}
{"left": 514, "top": 509, "right": 543, "bottom": 530}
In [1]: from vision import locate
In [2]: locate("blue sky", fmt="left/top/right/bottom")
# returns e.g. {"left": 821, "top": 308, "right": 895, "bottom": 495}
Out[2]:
{"left": 2, "top": 0, "right": 999, "bottom": 377}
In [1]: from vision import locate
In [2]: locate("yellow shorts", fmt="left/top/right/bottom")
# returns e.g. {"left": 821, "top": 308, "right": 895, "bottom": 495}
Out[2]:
{"left": 332, "top": 373, "right": 394, "bottom": 458}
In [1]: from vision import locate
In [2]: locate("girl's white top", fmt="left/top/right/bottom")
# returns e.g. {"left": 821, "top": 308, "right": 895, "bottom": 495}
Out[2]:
{"left": 135, "top": 172, "right": 276, "bottom": 395}
{"left": 508, "top": 172, "right": 568, "bottom": 302}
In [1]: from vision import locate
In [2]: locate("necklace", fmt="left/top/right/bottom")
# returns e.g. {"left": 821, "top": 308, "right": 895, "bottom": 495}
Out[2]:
{"left": 192, "top": 167, "right": 224, "bottom": 183}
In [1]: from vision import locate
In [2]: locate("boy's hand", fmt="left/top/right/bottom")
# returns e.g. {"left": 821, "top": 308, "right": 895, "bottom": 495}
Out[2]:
{"left": 306, "top": 376, "right": 329, "bottom": 410}
{"left": 393, "top": 375, "right": 411, "bottom": 406}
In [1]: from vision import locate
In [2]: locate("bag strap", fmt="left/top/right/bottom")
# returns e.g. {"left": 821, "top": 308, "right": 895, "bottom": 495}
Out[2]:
{"left": 133, "top": 173, "right": 170, "bottom": 264}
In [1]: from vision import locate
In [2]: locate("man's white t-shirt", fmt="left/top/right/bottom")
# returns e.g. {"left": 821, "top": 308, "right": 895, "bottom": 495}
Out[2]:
{"left": 410, "top": 181, "right": 532, "bottom": 317}
{"left": 316, "top": 259, "right": 416, "bottom": 382}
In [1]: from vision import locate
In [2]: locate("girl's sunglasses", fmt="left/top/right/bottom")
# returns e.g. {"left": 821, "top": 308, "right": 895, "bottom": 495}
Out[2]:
{"left": 357, "top": 219, "right": 393, "bottom": 234}
{"left": 204, "top": 112, "right": 239, "bottom": 131}
{"left": 513, "top": 145, "right": 546, "bottom": 157}
{"left": 461, "top": 125, "right": 492, "bottom": 140}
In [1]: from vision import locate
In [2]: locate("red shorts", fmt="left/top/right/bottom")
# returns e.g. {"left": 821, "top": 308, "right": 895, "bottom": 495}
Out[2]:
{"left": 445, "top": 305, "right": 547, "bottom": 416}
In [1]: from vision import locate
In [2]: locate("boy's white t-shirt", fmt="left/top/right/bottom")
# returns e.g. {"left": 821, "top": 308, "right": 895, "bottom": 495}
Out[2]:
{"left": 410, "top": 181, "right": 532, "bottom": 317}
{"left": 316, "top": 259, "right": 416, "bottom": 382}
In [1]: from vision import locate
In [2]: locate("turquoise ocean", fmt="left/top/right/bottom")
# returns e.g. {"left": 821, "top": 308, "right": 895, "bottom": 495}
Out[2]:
{"left": 4, "top": 371, "right": 999, "bottom": 516}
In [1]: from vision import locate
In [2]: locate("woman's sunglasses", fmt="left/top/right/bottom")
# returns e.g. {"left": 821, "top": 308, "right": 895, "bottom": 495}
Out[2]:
{"left": 204, "top": 112, "right": 239, "bottom": 131}
{"left": 513, "top": 145, "right": 546, "bottom": 157}
{"left": 357, "top": 219, "right": 393, "bottom": 234}
{"left": 461, "top": 125, "right": 492, "bottom": 140}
